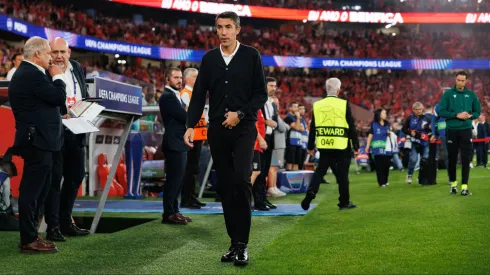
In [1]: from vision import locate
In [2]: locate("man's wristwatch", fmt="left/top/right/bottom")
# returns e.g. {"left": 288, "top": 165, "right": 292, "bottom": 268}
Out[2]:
{"left": 237, "top": 110, "right": 245, "bottom": 120}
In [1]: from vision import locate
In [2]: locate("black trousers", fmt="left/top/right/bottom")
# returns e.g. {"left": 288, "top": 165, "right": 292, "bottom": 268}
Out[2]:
{"left": 44, "top": 132, "right": 86, "bottom": 229}
{"left": 162, "top": 149, "right": 187, "bottom": 217}
{"left": 181, "top": 140, "right": 203, "bottom": 203}
{"left": 374, "top": 155, "right": 392, "bottom": 186}
{"left": 18, "top": 147, "right": 53, "bottom": 245}
{"left": 446, "top": 129, "right": 473, "bottom": 185}
{"left": 307, "top": 150, "right": 352, "bottom": 207}
{"left": 298, "top": 149, "right": 307, "bottom": 170}
{"left": 253, "top": 134, "right": 273, "bottom": 204}
{"left": 476, "top": 142, "right": 488, "bottom": 166}
{"left": 208, "top": 121, "right": 256, "bottom": 244}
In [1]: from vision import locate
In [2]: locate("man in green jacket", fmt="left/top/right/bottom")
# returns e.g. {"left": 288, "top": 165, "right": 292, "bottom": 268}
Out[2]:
{"left": 438, "top": 71, "right": 481, "bottom": 196}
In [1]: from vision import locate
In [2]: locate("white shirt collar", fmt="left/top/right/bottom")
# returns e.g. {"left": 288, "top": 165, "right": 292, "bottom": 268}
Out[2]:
{"left": 165, "top": 85, "right": 181, "bottom": 99}
{"left": 23, "top": 60, "right": 46, "bottom": 74}
{"left": 184, "top": 85, "right": 193, "bottom": 92}
{"left": 220, "top": 41, "right": 240, "bottom": 58}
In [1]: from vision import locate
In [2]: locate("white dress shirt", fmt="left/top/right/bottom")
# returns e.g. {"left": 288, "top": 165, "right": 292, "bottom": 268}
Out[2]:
{"left": 165, "top": 85, "right": 183, "bottom": 104}
{"left": 220, "top": 41, "right": 240, "bottom": 66}
{"left": 63, "top": 62, "right": 83, "bottom": 108}
{"left": 264, "top": 98, "right": 275, "bottom": 135}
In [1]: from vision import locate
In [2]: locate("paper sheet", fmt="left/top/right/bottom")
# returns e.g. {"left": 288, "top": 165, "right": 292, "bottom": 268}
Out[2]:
{"left": 80, "top": 104, "right": 105, "bottom": 121}
{"left": 62, "top": 118, "right": 100, "bottom": 134}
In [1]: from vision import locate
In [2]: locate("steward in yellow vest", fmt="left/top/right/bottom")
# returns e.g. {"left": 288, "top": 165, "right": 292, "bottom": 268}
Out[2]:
{"left": 301, "top": 78, "right": 359, "bottom": 212}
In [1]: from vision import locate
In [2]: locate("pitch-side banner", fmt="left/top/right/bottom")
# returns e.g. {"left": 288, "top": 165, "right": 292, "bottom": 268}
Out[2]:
{"left": 2, "top": 14, "right": 490, "bottom": 70}
{"left": 110, "top": 0, "right": 490, "bottom": 24}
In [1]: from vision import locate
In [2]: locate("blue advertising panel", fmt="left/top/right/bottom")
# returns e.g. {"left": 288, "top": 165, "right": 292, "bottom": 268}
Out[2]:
{"left": 95, "top": 77, "right": 142, "bottom": 115}
{"left": 1, "top": 14, "right": 489, "bottom": 70}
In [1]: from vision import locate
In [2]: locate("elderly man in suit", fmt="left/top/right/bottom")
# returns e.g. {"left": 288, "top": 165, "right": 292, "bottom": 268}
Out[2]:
{"left": 159, "top": 67, "right": 191, "bottom": 225}
{"left": 8, "top": 36, "right": 66, "bottom": 253}
{"left": 42, "top": 37, "right": 90, "bottom": 242}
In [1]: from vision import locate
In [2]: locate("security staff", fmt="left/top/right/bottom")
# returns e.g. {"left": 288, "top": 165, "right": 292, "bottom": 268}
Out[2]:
{"left": 301, "top": 78, "right": 359, "bottom": 211}
{"left": 179, "top": 68, "right": 207, "bottom": 209}
{"left": 184, "top": 12, "right": 267, "bottom": 266}
{"left": 438, "top": 71, "right": 481, "bottom": 196}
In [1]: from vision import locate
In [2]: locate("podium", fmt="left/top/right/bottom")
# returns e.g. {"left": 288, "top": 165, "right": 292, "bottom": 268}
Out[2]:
{"left": 85, "top": 77, "right": 142, "bottom": 233}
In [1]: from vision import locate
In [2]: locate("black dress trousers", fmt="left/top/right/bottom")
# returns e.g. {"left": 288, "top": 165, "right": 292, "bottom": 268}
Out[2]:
{"left": 207, "top": 120, "right": 257, "bottom": 244}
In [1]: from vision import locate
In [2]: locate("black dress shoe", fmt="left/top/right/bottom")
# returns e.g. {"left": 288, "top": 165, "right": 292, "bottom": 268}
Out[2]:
{"left": 191, "top": 196, "right": 207, "bottom": 207}
{"left": 221, "top": 245, "right": 236, "bottom": 262}
{"left": 264, "top": 200, "right": 277, "bottom": 209}
{"left": 46, "top": 227, "right": 66, "bottom": 242}
{"left": 180, "top": 201, "right": 201, "bottom": 209}
{"left": 338, "top": 202, "right": 357, "bottom": 210}
{"left": 61, "top": 223, "right": 90, "bottom": 236}
{"left": 234, "top": 243, "right": 248, "bottom": 266}
{"left": 301, "top": 192, "right": 315, "bottom": 210}
{"left": 253, "top": 204, "right": 270, "bottom": 211}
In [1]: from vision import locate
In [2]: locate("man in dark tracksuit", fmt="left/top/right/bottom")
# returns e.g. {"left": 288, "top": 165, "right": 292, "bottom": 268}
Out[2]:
{"left": 438, "top": 71, "right": 481, "bottom": 196}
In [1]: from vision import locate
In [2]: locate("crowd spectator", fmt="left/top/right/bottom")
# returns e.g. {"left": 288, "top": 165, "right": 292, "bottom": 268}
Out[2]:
{"left": 1, "top": 0, "right": 490, "bottom": 59}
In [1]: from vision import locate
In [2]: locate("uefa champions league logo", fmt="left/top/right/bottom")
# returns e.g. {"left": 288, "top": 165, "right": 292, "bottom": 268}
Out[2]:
{"left": 6, "top": 18, "right": 13, "bottom": 31}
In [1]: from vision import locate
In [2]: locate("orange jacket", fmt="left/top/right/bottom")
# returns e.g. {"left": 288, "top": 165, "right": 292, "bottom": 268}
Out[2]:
{"left": 180, "top": 87, "right": 207, "bottom": 140}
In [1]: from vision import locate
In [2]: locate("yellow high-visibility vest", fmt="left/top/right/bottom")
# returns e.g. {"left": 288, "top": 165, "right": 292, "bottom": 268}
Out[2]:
{"left": 313, "top": 96, "right": 349, "bottom": 149}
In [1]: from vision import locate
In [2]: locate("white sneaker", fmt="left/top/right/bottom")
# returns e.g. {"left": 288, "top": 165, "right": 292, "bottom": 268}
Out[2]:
{"left": 406, "top": 175, "right": 412, "bottom": 184}
{"left": 273, "top": 187, "right": 287, "bottom": 197}
{"left": 386, "top": 182, "right": 389, "bottom": 186}
{"left": 469, "top": 163, "right": 474, "bottom": 168}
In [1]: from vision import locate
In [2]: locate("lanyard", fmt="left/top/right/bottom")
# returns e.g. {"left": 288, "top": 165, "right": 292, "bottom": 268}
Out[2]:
{"left": 70, "top": 69, "right": 77, "bottom": 97}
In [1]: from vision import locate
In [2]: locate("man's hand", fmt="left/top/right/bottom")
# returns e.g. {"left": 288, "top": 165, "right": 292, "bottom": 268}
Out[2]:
{"left": 411, "top": 130, "right": 416, "bottom": 137}
{"left": 259, "top": 139, "right": 268, "bottom": 150}
{"left": 62, "top": 114, "right": 71, "bottom": 119}
{"left": 430, "top": 135, "right": 436, "bottom": 143}
{"left": 365, "top": 146, "right": 370, "bottom": 153}
{"left": 295, "top": 111, "right": 300, "bottom": 117}
{"left": 265, "top": 119, "right": 277, "bottom": 128}
{"left": 457, "top": 112, "right": 472, "bottom": 120}
{"left": 222, "top": 112, "right": 240, "bottom": 129}
{"left": 48, "top": 65, "right": 63, "bottom": 77}
{"left": 183, "top": 128, "right": 195, "bottom": 148}
{"left": 307, "top": 149, "right": 315, "bottom": 156}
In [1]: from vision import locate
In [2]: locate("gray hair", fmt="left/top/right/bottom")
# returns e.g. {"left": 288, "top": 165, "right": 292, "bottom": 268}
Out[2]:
{"left": 183, "top": 68, "right": 198, "bottom": 81}
{"left": 23, "top": 36, "right": 49, "bottom": 59}
{"left": 325, "top": 78, "right": 341, "bottom": 96}
{"left": 412, "top": 102, "right": 424, "bottom": 109}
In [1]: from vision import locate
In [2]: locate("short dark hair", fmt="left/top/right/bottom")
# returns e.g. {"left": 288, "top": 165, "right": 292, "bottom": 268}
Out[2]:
{"left": 456, "top": 71, "right": 468, "bottom": 79}
{"left": 288, "top": 101, "right": 298, "bottom": 108}
{"left": 164, "top": 67, "right": 181, "bottom": 81}
{"left": 266, "top": 77, "right": 276, "bottom": 84}
{"left": 216, "top": 11, "right": 240, "bottom": 28}
{"left": 11, "top": 53, "right": 21, "bottom": 62}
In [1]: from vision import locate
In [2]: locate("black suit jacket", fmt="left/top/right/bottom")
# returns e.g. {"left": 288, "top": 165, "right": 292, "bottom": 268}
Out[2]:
{"left": 8, "top": 61, "right": 66, "bottom": 152}
{"left": 159, "top": 87, "right": 190, "bottom": 153}
{"left": 60, "top": 59, "right": 89, "bottom": 147}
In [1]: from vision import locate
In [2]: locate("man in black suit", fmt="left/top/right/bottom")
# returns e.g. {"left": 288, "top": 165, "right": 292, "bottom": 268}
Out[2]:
{"left": 184, "top": 11, "right": 267, "bottom": 266}
{"left": 8, "top": 36, "right": 65, "bottom": 253}
{"left": 159, "top": 67, "right": 191, "bottom": 225}
{"left": 42, "top": 37, "right": 90, "bottom": 242}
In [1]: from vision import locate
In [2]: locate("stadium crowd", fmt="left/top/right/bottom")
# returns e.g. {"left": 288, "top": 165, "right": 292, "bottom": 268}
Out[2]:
{"left": 1, "top": 0, "right": 490, "bottom": 58}
{"left": 207, "top": 0, "right": 490, "bottom": 12}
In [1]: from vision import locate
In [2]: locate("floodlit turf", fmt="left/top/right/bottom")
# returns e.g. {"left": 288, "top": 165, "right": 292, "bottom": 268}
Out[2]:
{"left": 1, "top": 167, "right": 489, "bottom": 274}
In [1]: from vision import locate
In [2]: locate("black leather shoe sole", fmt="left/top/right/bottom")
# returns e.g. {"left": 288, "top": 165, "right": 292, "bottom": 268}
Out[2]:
{"left": 234, "top": 259, "right": 249, "bottom": 266}
{"left": 221, "top": 255, "right": 235, "bottom": 262}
